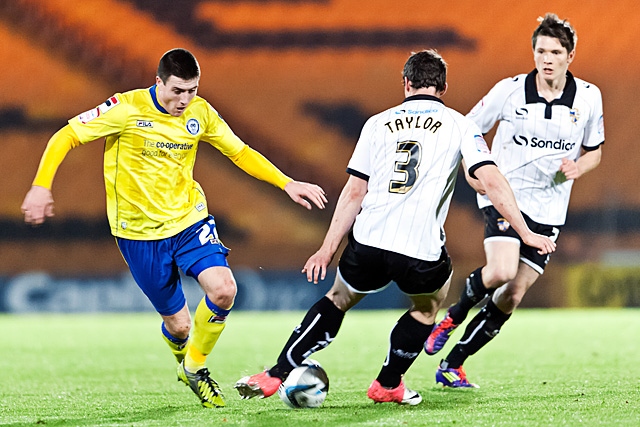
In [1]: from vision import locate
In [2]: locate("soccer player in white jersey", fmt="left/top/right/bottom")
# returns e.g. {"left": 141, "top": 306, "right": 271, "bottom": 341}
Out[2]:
{"left": 21, "top": 48, "right": 327, "bottom": 407}
{"left": 425, "top": 13, "right": 604, "bottom": 388}
{"left": 235, "top": 50, "right": 555, "bottom": 405}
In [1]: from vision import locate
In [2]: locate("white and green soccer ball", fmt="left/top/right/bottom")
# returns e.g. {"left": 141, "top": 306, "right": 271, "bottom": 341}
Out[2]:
{"left": 278, "top": 359, "right": 329, "bottom": 409}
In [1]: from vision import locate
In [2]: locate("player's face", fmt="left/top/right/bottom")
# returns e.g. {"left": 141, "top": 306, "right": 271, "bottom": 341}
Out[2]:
{"left": 155, "top": 75, "right": 199, "bottom": 117}
{"left": 533, "top": 36, "right": 575, "bottom": 83}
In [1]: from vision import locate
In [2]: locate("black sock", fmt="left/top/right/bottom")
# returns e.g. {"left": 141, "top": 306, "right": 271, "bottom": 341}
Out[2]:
{"left": 448, "top": 267, "right": 490, "bottom": 324}
{"left": 269, "top": 296, "right": 345, "bottom": 380}
{"left": 376, "top": 311, "right": 433, "bottom": 389}
{"left": 444, "top": 299, "right": 511, "bottom": 369}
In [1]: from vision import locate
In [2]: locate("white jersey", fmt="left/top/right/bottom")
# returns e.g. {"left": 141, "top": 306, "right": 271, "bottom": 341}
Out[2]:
{"left": 468, "top": 70, "right": 604, "bottom": 225}
{"left": 347, "top": 94, "right": 494, "bottom": 261}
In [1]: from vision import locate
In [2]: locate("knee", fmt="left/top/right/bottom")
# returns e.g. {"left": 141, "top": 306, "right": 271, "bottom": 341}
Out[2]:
{"left": 165, "top": 318, "right": 191, "bottom": 339}
{"left": 325, "top": 289, "right": 356, "bottom": 312}
{"left": 495, "top": 286, "right": 524, "bottom": 311}
{"left": 326, "top": 291, "right": 348, "bottom": 312}
{"left": 207, "top": 277, "right": 237, "bottom": 309}
{"left": 483, "top": 265, "right": 517, "bottom": 287}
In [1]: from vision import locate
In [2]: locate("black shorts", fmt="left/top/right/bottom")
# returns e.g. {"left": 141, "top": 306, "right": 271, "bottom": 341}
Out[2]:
{"left": 337, "top": 232, "right": 452, "bottom": 295}
{"left": 482, "top": 206, "right": 561, "bottom": 274}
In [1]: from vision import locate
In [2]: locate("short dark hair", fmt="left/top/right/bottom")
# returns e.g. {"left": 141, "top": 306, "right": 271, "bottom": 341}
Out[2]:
{"left": 532, "top": 13, "right": 577, "bottom": 53}
{"left": 402, "top": 49, "right": 447, "bottom": 93}
{"left": 157, "top": 48, "right": 200, "bottom": 83}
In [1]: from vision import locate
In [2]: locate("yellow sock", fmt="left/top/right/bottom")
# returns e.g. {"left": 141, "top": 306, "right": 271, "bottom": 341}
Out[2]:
{"left": 184, "top": 296, "right": 231, "bottom": 373}
{"left": 161, "top": 322, "right": 189, "bottom": 363}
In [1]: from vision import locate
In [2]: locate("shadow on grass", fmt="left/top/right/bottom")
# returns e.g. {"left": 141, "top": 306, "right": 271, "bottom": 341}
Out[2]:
{"left": 2, "top": 403, "right": 188, "bottom": 427}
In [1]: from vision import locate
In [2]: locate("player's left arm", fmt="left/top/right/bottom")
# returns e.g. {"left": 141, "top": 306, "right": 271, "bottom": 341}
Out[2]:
{"left": 461, "top": 159, "right": 487, "bottom": 195}
{"left": 560, "top": 85, "right": 605, "bottom": 181}
{"left": 559, "top": 145, "right": 602, "bottom": 180}
{"left": 228, "top": 145, "right": 327, "bottom": 210}
{"left": 204, "top": 105, "right": 326, "bottom": 210}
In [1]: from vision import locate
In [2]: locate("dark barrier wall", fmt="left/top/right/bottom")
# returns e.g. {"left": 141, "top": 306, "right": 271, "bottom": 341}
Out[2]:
{"left": 3, "top": 263, "right": 640, "bottom": 312}
{"left": 0, "top": 269, "right": 410, "bottom": 313}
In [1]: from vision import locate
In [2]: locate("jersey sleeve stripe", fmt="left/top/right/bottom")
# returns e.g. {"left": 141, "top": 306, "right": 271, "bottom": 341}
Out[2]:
{"left": 582, "top": 141, "right": 604, "bottom": 151}
{"left": 468, "top": 160, "right": 496, "bottom": 179}
{"left": 346, "top": 167, "right": 369, "bottom": 181}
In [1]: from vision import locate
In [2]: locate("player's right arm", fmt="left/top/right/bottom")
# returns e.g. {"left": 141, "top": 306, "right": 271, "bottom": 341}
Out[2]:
{"left": 22, "top": 125, "right": 82, "bottom": 225}
{"left": 23, "top": 94, "right": 127, "bottom": 225}
{"left": 474, "top": 164, "right": 556, "bottom": 255}
{"left": 466, "top": 77, "right": 516, "bottom": 132}
{"left": 301, "top": 115, "right": 375, "bottom": 283}
{"left": 302, "top": 175, "right": 367, "bottom": 284}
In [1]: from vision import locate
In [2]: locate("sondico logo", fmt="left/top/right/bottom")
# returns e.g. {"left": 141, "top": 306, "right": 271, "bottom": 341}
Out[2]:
{"left": 512, "top": 135, "right": 575, "bottom": 151}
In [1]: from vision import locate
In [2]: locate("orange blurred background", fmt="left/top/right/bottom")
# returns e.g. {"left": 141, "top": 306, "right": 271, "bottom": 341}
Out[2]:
{"left": 1, "top": 0, "right": 639, "bottom": 308}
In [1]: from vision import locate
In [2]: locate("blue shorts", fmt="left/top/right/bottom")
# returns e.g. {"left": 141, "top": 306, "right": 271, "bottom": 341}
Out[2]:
{"left": 117, "top": 215, "right": 230, "bottom": 316}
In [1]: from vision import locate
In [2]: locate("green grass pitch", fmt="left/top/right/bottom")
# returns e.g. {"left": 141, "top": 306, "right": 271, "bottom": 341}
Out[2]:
{"left": 0, "top": 309, "right": 638, "bottom": 426}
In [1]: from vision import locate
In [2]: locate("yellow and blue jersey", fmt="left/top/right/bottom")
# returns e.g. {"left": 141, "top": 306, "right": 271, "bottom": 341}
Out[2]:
{"left": 68, "top": 86, "right": 246, "bottom": 240}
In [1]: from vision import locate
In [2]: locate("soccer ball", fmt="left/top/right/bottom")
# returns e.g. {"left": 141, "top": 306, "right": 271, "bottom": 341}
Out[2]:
{"left": 278, "top": 359, "right": 329, "bottom": 408}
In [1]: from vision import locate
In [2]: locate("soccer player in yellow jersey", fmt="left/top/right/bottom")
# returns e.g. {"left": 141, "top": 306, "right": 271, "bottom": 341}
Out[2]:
{"left": 21, "top": 48, "right": 327, "bottom": 408}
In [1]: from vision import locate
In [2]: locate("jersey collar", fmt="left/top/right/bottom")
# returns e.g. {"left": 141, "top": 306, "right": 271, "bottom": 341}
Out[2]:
{"left": 525, "top": 69, "right": 577, "bottom": 119}
{"left": 403, "top": 94, "right": 445, "bottom": 105}
{"left": 149, "top": 85, "right": 170, "bottom": 115}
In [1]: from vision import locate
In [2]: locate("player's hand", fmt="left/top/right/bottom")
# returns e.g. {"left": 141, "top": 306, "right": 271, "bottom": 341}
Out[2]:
{"left": 558, "top": 158, "right": 581, "bottom": 180}
{"left": 521, "top": 232, "right": 556, "bottom": 255}
{"left": 21, "top": 185, "right": 55, "bottom": 226}
{"left": 284, "top": 181, "right": 327, "bottom": 210}
{"left": 302, "top": 249, "right": 334, "bottom": 284}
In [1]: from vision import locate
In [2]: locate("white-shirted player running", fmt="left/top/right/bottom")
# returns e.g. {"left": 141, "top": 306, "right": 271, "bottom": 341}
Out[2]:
{"left": 235, "top": 49, "right": 555, "bottom": 405}
{"left": 425, "top": 13, "right": 604, "bottom": 388}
